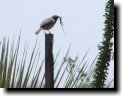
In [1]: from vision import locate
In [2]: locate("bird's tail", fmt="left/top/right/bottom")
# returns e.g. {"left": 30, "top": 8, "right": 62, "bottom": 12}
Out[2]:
{"left": 35, "top": 28, "right": 42, "bottom": 35}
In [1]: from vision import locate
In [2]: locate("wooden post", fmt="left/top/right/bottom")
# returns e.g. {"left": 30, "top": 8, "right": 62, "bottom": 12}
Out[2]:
{"left": 45, "top": 33, "right": 54, "bottom": 88}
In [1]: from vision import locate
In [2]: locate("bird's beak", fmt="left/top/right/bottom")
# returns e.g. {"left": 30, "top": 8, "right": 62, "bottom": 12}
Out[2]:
{"left": 58, "top": 16, "right": 61, "bottom": 19}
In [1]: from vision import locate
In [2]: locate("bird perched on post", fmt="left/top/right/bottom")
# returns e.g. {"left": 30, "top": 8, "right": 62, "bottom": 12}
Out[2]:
{"left": 35, "top": 15, "right": 65, "bottom": 36}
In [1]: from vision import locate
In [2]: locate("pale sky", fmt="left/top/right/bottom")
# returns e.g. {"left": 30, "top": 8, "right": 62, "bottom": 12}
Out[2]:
{"left": 0, "top": 0, "right": 108, "bottom": 58}
{"left": 0, "top": 0, "right": 113, "bottom": 87}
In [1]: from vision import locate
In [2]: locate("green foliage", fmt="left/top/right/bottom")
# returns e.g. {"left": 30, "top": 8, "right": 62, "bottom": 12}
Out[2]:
{"left": 54, "top": 45, "right": 95, "bottom": 88}
{"left": 0, "top": 35, "right": 44, "bottom": 88}
{"left": 91, "top": 0, "right": 114, "bottom": 88}
{"left": 0, "top": 35, "right": 99, "bottom": 88}
{"left": 0, "top": 35, "right": 114, "bottom": 88}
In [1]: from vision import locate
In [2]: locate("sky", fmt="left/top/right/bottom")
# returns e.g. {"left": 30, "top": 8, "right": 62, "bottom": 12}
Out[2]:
{"left": 0, "top": 0, "right": 113, "bottom": 87}
{"left": 0, "top": 0, "right": 108, "bottom": 58}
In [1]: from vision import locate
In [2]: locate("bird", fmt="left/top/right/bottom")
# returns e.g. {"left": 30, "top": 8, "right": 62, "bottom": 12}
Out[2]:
{"left": 35, "top": 15, "right": 65, "bottom": 35}
{"left": 35, "top": 15, "right": 62, "bottom": 35}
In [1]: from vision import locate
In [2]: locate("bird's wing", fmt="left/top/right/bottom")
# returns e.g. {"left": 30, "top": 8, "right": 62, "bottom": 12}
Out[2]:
{"left": 40, "top": 18, "right": 54, "bottom": 27}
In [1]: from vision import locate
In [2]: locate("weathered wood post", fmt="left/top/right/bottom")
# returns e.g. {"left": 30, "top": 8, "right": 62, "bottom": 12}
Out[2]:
{"left": 45, "top": 33, "right": 54, "bottom": 88}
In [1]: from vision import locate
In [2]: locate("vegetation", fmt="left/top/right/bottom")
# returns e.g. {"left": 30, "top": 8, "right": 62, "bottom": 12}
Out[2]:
{"left": 0, "top": 35, "right": 114, "bottom": 88}
{"left": 91, "top": 0, "right": 114, "bottom": 88}
{"left": 0, "top": 36, "right": 96, "bottom": 88}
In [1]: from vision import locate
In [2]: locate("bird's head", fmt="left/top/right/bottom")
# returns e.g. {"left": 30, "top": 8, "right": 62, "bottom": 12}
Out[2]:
{"left": 52, "top": 15, "right": 65, "bottom": 36}
{"left": 51, "top": 15, "right": 63, "bottom": 25}
{"left": 52, "top": 15, "right": 60, "bottom": 21}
